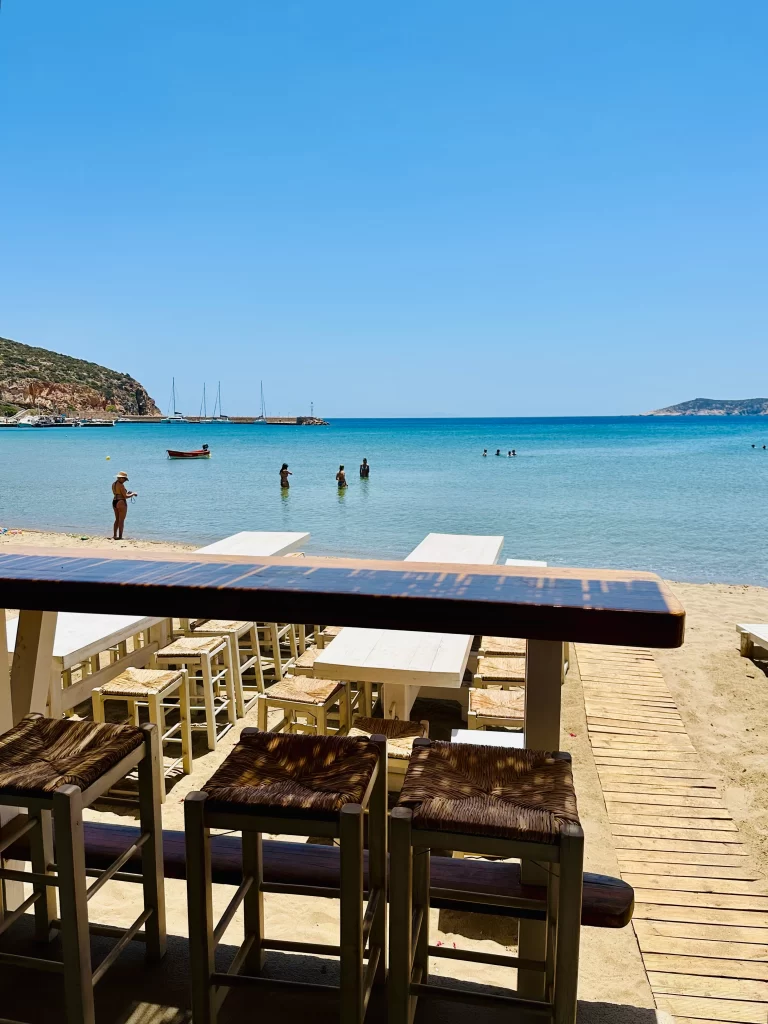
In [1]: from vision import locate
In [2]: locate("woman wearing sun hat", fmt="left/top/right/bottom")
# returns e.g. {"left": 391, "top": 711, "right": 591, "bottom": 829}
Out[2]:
{"left": 111, "top": 471, "right": 137, "bottom": 540}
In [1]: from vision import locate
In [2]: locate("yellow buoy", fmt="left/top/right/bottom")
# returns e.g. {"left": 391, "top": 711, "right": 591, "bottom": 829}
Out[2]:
{"left": 106, "top": 456, "right": 111, "bottom": 460}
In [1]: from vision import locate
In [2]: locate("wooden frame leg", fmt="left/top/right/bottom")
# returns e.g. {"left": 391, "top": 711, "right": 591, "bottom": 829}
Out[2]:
{"left": 368, "top": 737, "right": 388, "bottom": 986}
{"left": 201, "top": 656, "right": 217, "bottom": 750}
{"left": 10, "top": 610, "right": 58, "bottom": 723}
{"left": 340, "top": 803, "right": 364, "bottom": 1024}
{"left": 148, "top": 694, "right": 166, "bottom": 805}
{"left": 257, "top": 695, "right": 268, "bottom": 731}
{"left": 298, "top": 623, "right": 306, "bottom": 655}
{"left": 388, "top": 807, "right": 414, "bottom": 1024}
{"left": 138, "top": 723, "right": 166, "bottom": 960}
{"left": 249, "top": 626, "right": 265, "bottom": 694}
{"left": 220, "top": 642, "right": 237, "bottom": 726}
{"left": 53, "top": 784, "right": 95, "bottom": 1024}
{"left": 269, "top": 624, "right": 283, "bottom": 679}
{"left": 553, "top": 824, "right": 584, "bottom": 1024}
{"left": 185, "top": 792, "right": 216, "bottom": 1024}
{"left": 29, "top": 808, "right": 56, "bottom": 942}
{"left": 412, "top": 845, "right": 430, "bottom": 984}
{"left": 242, "top": 830, "right": 265, "bottom": 973}
{"left": 91, "top": 690, "right": 105, "bottom": 723}
{"left": 179, "top": 672, "right": 194, "bottom": 775}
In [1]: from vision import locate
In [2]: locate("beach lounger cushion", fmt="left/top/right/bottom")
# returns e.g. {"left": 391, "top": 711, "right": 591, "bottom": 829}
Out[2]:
{"left": 201, "top": 730, "right": 380, "bottom": 818}
{"left": 475, "top": 656, "right": 526, "bottom": 681}
{"left": 348, "top": 716, "right": 427, "bottom": 759}
{"left": 468, "top": 687, "right": 525, "bottom": 719}
{"left": 397, "top": 741, "right": 579, "bottom": 844}
{"left": 264, "top": 675, "right": 344, "bottom": 705}
{"left": 96, "top": 666, "right": 184, "bottom": 697}
{"left": 0, "top": 712, "right": 144, "bottom": 797}
{"left": 155, "top": 635, "right": 226, "bottom": 658}
{"left": 479, "top": 636, "right": 526, "bottom": 656}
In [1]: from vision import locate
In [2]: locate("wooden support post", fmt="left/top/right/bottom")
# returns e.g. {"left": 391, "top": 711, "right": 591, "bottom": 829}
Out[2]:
{"left": 242, "top": 830, "right": 265, "bottom": 972}
{"left": 519, "top": 638, "right": 564, "bottom": 1000}
{"left": 553, "top": 824, "right": 584, "bottom": 1024}
{"left": 389, "top": 807, "right": 414, "bottom": 1024}
{"left": 369, "top": 736, "right": 388, "bottom": 986}
{"left": 185, "top": 792, "right": 216, "bottom": 1024}
{"left": 53, "top": 784, "right": 95, "bottom": 1024}
{"left": 138, "top": 724, "right": 166, "bottom": 961}
{"left": 29, "top": 809, "right": 57, "bottom": 942}
{"left": 9, "top": 610, "right": 58, "bottom": 723}
{"left": 340, "top": 803, "right": 364, "bottom": 1024}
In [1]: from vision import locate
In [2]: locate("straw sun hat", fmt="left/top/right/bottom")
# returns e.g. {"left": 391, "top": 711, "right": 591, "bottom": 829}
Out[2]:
{"left": 115, "top": 471, "right": 129, "bottom": 479}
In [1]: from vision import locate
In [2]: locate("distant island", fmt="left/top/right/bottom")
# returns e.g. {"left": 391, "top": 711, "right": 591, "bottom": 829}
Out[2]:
{"left": 0, "top": 335, "right": 159, "bottom": 417}
{"left": 646, "top": 398, "right": 768, "bottom": 416}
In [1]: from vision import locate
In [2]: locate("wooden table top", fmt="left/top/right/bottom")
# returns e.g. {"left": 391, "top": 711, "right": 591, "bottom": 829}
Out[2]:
{"left": 0, "top": 547, "right": 685, "bottom": 648}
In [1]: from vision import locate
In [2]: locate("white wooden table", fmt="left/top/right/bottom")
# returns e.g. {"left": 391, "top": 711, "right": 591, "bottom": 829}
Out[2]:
{"left": 196, "top": 531, "right": 309, "bottom": 556}
{"left": 5, "top": 612, "right": 167, "bottom": 718}
{"left": 314, "top": 533, "right": 502, "bottom": 718}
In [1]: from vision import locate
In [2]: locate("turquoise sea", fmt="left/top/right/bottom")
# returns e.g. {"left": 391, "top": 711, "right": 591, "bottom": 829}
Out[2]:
{"left": 0, "top": 417, "right": 766, "bottom": 585}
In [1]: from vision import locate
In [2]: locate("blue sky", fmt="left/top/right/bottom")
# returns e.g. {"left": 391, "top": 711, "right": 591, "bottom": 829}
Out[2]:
{"left": 1, "top": 1, "right": 766, "bottom": 417}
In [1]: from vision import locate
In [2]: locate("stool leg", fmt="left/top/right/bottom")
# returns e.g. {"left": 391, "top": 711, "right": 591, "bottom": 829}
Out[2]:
{"left": 185, "top": 792, "right": 216, "bottom": 1024}
{"left": 368, "top": 737, "right": 388, "bottom": 986}
{"left": 413, "top": 847, "right": 430, "bottom": 983}
{"left": 179, "top": 672, "right": 194, "bottom": 775}
{"left": 138, "top": 723, "right": 166, "bottom": 961}
{"left": 389, "top": 807, "right": 414, "bottom": 1024}
{"left": 340, "top": 803, "right": 364, "bottom": 1024}
{"left": 298, "top": 623, "right": 306, "bottom": 655}
{"left": 148, "top": 693, "right": 167, "bottom": 804}
{"left": 288, "top": 624, "right": 299, "bottom": 663}
{"left": 231, "top": 636, "right": 246, "bottom": 718}
{"left": 257, "top": 695, "right": 268, "bottom": 731}
{"left": 553, "top": 825, "right": 584, "bottom": 1024}
{"left": 201, "top": 656, "right": 217, "bottom": 750}
{"left": 222, "top": 642, "right": 237, "bottom": 725}
{"left": 29, "top": 809, "right": 56, "bottom": 942}
{"left": 270, "top": 624, "right": 283, "bottom": 679}
{"left": 316, "top": 704, "right": 327, "bottom": 737}
{"left": 250, "top": 626, "right": 265, "bottom": 693}
{"left": 53, "top": 785, "right": 95, "bottom": 1024}
{"left": 242, "top": 830, "right": 265, "bottom": 973}
{"left": 91, "top": 691, "right": 105, "bottom": 723}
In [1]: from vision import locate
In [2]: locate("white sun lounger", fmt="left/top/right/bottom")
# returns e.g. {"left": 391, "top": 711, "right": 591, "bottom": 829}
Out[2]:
{"left": 196, "top": 531, "right": 309, "bottom": 557}
{"left": 737, "top": 623, "right": 768, "bottom": 658}
{"left": 406, "top": 532, "right": 503, "bottom": 565}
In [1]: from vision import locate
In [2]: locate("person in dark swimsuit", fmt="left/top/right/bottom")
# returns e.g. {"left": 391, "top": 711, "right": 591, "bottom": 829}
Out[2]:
{"left": 336, "top": 465, "right": 348, "bottom": 488}
{"left": 280, "top": 463, "right": 292, "bottom": 488}
{"left": 111, "top": 471, "right": 137, "bottom": 540}
{"left": 360, "top": 458, "right": 370, "bottom": 478}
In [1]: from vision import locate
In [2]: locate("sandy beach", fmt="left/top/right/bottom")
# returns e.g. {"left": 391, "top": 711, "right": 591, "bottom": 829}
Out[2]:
{"left": 1, "top": 527, "right": 767, "bottom": 1022}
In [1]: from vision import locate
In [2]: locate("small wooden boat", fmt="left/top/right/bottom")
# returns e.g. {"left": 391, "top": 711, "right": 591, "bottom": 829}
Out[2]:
{"left": 167, "top": 445, "right": 211, "bottom": 459}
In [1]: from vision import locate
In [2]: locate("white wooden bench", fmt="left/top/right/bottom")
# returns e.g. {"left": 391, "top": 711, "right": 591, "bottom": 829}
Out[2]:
{"left": 737, "top": 623, "right": 768, "bottom": 658}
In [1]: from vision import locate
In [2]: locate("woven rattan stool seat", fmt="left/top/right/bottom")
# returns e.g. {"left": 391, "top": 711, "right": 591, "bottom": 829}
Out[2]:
{"left": 479, "top": 636, "right": 526, "bottom": 656}
{"left": 265, "top": 675, "right": 343, "bottom": 705}
{"left": 202, "top": 731, "right": 379, "bottom": 818}
{"left": 191, "top": 619, "right": 250, "bottom": 633}
{"left": 348, "top": 717, "right": 427, "bottom": 759}
{"left": 397, "top": 741, "right": 579, "bottom": 844}
{"left": 156, "top": 636, "right": 225, "bottom": 658}
{"left": 294, "top": 647, "right": 321, "bottom": 672}
{"left": 0, "top": 713, "right": 144, "bottom": 797}
{"left": 97, "top": 666, "right": 184, "bottom": 697}
{"left": 468, "top": 687, "right": 525, "bottom": 719}
{"left": 475, "top": 656, "right": 526, "bottom": 682}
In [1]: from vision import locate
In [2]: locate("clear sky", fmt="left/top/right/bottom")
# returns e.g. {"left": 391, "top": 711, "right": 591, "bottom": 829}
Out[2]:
{"left": 1, "top": 2, "right": 766, "bottom": 418}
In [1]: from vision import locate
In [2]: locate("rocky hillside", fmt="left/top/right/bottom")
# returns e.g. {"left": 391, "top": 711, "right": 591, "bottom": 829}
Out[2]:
{"left": 647, "top": 397, "right": 768, "bottom": 416}
{"left": 0, "top": 336, "right": 160, "bottom": 416}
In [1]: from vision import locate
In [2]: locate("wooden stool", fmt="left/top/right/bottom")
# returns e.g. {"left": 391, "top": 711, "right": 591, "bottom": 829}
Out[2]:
{"left": 188, "top": 619, "right": 263, "bottom": 717}
{"left": 467, "top": 686, "right": 524, "bottom": 730}
{"left": 316, "top": 625, "right": 342, "bottom": 649}
{"left": 185, "top": 729, "right": 387, "bottom": 1024}
{"left": 91, "top": 666, "right": 193, "bottom": 803}
{"left": 477, "top": 636, "right": 526, "bottom": 657}
{"left": 389, "top": 740, "right": 583, "bottom": 1024}
{"left": 473, "top": 655, "right": 526, "bottom": 689}
{"left": 154, "top": 636, "right": 236, "bottom": 750}
{"left": 257, "top": 675, "right": 352, "bottom": 735}
{"left": 289, "top": 645, "right": 321, "bottom": 676}
{"left": 347, "top": 717, "right": 428, "bottom": 792}
{"left": 257, "top": 623, "right": 298, "bottom": 679}
{"left": 0, "top": 714, "right": 165, "bottom": 1024}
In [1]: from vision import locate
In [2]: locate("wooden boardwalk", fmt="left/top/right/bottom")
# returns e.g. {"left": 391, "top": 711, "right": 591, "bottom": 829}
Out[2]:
{"left": 577, "top": 643, "right": 768, "bottom": 1024}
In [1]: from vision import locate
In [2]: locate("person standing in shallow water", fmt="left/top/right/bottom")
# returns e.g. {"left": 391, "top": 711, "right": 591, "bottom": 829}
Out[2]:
{"left": 280, "top": 463, "right": 292, "bottom": 488}
{"left": 336, "top": 465, "right": 348, "bottom": 488}
{"left": 111, "top": 471, "right": 137, "bottom": 540}
{"left": 360, "top": 458, "right": 370, "bottom": 478}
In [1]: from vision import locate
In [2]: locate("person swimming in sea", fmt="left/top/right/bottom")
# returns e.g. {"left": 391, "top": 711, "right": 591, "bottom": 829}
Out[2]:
{"left": 280, "top": 463, "right": 292, "bottom": 488}
{"left": 336, "top": 465, "right": 348, "bottom": 488}
{"left": 111, "top": 471, "right": 137, "bottom": 540}
{"left": 495, "top": 449, "right": 501, "bottom": 456}
{"left": 482, "top": 449, "right": 488, "bottom": 456}
{"left": 360, "top": 458, "right": 370, "bottom": 478}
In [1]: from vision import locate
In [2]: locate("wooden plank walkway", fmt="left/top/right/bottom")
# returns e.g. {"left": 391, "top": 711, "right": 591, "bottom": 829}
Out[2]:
{"left": 577, "top": 643, "right": 768, "bottom": 1024}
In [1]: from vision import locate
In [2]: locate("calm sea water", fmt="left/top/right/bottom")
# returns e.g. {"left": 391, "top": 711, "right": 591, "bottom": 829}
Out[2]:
{"left": 0, "top": 417, "right": 766, "bottom": 584}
